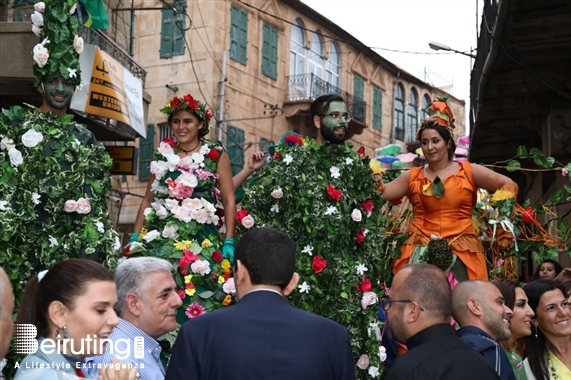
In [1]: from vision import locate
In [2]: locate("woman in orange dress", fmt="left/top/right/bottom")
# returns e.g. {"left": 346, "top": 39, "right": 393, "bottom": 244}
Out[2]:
{"left": 379, "top": 98, "right": 517, "bottom": 283}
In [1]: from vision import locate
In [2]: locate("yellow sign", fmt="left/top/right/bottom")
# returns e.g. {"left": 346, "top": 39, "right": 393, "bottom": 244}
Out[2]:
{"left": 105, "top": 146, "right": 137, "bottom": 175}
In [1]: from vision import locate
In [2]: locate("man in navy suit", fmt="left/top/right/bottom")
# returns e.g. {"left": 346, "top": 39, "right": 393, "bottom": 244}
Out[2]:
{"left": 165, "top": 227, "right": 356, "bottom": 380}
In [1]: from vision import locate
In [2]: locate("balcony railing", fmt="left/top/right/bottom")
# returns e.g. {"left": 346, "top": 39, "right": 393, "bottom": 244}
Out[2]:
{"left": 287, "top": 73, "right": 367, "bottom": 124}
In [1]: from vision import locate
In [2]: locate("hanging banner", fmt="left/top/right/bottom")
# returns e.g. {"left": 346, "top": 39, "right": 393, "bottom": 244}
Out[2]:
{"left": 71, "top": 44, "right": 145, "bottom": 138}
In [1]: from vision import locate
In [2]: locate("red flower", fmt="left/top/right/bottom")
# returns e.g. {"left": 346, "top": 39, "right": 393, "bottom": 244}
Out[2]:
{"left": 207, "top": 149, "right": 221, "bottom": 161}
{"left": 522, "top": 206, "right": 536, "bottom": 224}
{"left": 273, "top": 152, "right": 281, "bottom": 160}
{"left": 236, "top": 209, "right": 249, "bottom": 223}
{"left": 389, "top": 198, "right": 403, "bottom": 205}
{"left": 183, "top": 94, "right": 194, "bottom": 104}
{"left": 185, "top": 282, "right": 195, "bottom": 289}
{"left": 357, "top": 278, "right": 372, "bottom": 292}
{"left": 312, "top": 255, "right": 327, "bottom": 274}
{"left": 356, "top": 231, "right": 366, "bottom": 244}
{"left": 284, "top": 134, "right": 304, "bottom": 146}
{"left": 187, "top": 98, "right": 199, "bottom": 111}
{"left": 163, "top": 136, "right": 177, "bottom": 148}
{"left": 177, "top": 290, "right": 186, "bottom": 299}
{"left": 179, "top": 249, "right": 199, "bottom": 269}
{"left": 180, "top": 269, "right": 188, "bottom": 275}
{"left": 205, "top": 107, "right": 213, "bottom": 121}
{"left": 170, "top": 96, "right": 182, "bottom": 108}
{"left": 211, "top": 271, "right": 218, "bottom": 280}
{"left": 326, "top": 185, "right": 342, "bottom": 202}
{"left": 361, "top": 199, "right": 374, "bottom": 212}
{"left": 357, "top": 146, "right": 369, "bottom": 159}
{"left": 123, "top": 246, "right": 132, "bottom": 257}
{"left": 223, "top": 270, "right": 232, "bottom": 281}
{"left": 212, "top": 250, "right": 223, "bottom": 263}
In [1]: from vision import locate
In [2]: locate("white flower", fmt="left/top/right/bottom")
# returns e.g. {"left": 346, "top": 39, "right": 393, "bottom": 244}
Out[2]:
{"left": 76, "top": 198, "right": 91, "bottom": 214}
{"left": 69, "top": 3, "right": 77, "bottom": 14}
{"left": 330, "top": 166, "right": 341, "bottom": 178}
{"left": 164, "top": 198, "right": 179, "bottom": 210}
{"left": 31, "top": 192, "right": 41, "bottom": 205}
{"left": 32, "top": 25, "right": 42, "bottom": 37}
{"left": 190, "top": 209, "right": 209, "bottom": 224}
{"left": 176, "top": 172, "right": 198, "bottom": 188}
{"left": 270, "top": 188, "right": 283, "bottom": 199}
{"left": 113, "top": 235, "right": 121, "bottom": 252}
{"left": 283, "top": 154, "right": 294, "bottom": 165}
{"left": 48, "top": 235, "right": 58, "bottom": 247}
{"left": 8, "top": 148, "right": 23, "bottom": 167}
{"left": 41, "top": 37, "right": 50, "bottom": 46}
{"left": 75, "top": 82, "right": 83, "bottom": 92}
{"left": 171, "top": 205, "right": 191, "bottom": 223}
{"left": 351, "top": 208, "right": 362, "bottom": 222}
{"left": 1, "top": 137, "right": 15, "bottom": 150}
{"left": 182, "top": 198, "right": 203, "bottom": 210}
{"left": 362, "top": 228, "right": 369, "bottom": 236}
{"left": 158, "top": 141, "right": 175, "bottom": 156}
{"left": 32, "top": 44, "right": 49, "bottom": 68}
{"left": 73, "top": 35, "right": 84, "bottom": 54}
{"left": 190, "top": 260, "right": 211, "bottom": 276}
{"left": 21, "top": 129, "right": 43, "bottom": 148}
{"left": 31, "top": 11, "right": 44, "bottom": 26}
{"left": 67, "top": 67, "right": 77, "bottom": 78}
{"left": 95, "top": 221, "right": 105, "bottom": 233}
{"left": 368, "top": 321, "right": 381, "bottom": 340}
{"left": 150, "top": 160, "right": 169, "bottom": 180}
{"left": 379, "top": 346, "right": 387, "bottom": 362}
{"left": 190, "top": 152, "right": 204, "bottom": 165}
{"left": 368, "top": 366, "right": 380, "bottom": 378}
{"left": 223, "top": 278, "right": 236, "bottom": 294}
{"left": 298, "top": 281, "right": 311, "bottom": 293}
{"left": 345, "top": 157, "right": 354, "bottom": 165}
{"left": 361, "top": 291, "right": 378, "bottom": 309}
{"left": 143, "top": 207, "right": 153, "bottom": 218}
{"left": 355, "top": 263, "right": 368, "bottom": 276}
{"left": 34, "top": 2, "right": 45, "bottom": 13}
{"left": 241, "top": 214, "right": 255, "bottom": 229}
{"left": 301, "top": 245, "right": 313, "bottom": 256}
{"left": 324, "top": 206, "right": 337, "bottom": 216}
{"left": 0, "top": 201, "right": 8, "bottom": 211}
{"left": 356, "top": 354, "right": 369, "bottom": 370}
{"left": 270, "top": 203, "right": 279, "bottom": 213}
{"left": 143, "top": 229, "right": 161, "bottom": 243}
{"left": 162, "top": 224, "right": 179, "bottom": 239}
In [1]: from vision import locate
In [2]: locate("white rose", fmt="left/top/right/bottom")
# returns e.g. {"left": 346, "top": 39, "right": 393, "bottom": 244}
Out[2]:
{"left": 31, "top": 11, "right": 44, "bottom": 26}
{"left": 361, "top": 291, "right": 378, "bottom": 310}
{"left": 158, "top": 142, "right": 174, "bottom": 156}
{"left": 32, "top": 44, "right": 49, "bottom": 68}
{"left": 152, "top": 202, "right": 168, "bottom": 220}
{"left": 271, "top": 188, "right": 283, "bottom": 199}
{"left": 181, "top": 198, "right": 203, "bottom": 210}
{"left": 8, "top": 148, "right": 23, "bottom": 167}
{"left": 95, "top": 221, "right": 105, "bottom": 233}
{"left": 164, "top": 198, "right": 179, "bottom": 210}
{"left": 162, "top": 224, "right": 179, "bottom": 239}
{"left": 76, "top": 198, "right": 91, "bottom": 214}
{"left": 150, "top": 160, "right": 169, "bottom": 180}
{"left": 177, "top": 172, "right": 198, "bottom": 188}
{"left": 32, "top": 25, "right": 42, "bottom": 37}
{"left": 351, "top": 208, "right": 362, "bottom": 222}
{"left": 113, "top": 235, "right": 121, "bottom": 252}
{"left": 1, "top": 137, "right": 15, "bottom": 150}
{"left": 241, "top": 214, "right": 255, "bottom": 229}
{"left": 142, "top": 230, "right": 160, "bottom": 243}
{"left": 34, "top": 2, "right": 45, "bottom": 13}
{"left": 171, "top": 205, "right": 192, "bottom": 223}
{"left": 73, "top": 35, "right": 84, "bottom": 54}
{"left": 222, "top": 278, "right": 236, "bottom": 294}
{"left": 190, "top": 209, "right": 209, "bottom": 224}
{"left": 356, "top": 354, "right": 369, "bottom": 370}
{"left": 190, "top": 260, "right": 211, "bottom": 276}
{"left": 21, "top": 129, "right": 43, "bottom": 148}
{"left": 63, "top": 200, "right": 78, "bottom": 213}
{"left": 368, "top": 366, "right": 380, "bottom": 378}
{"left": 379, "top": 346, "right": 387, "bottom": 362}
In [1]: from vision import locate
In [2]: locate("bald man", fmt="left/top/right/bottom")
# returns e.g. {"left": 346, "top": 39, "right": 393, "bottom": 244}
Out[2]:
{"left": 0, "top": 266, "right": 14, "bottom": 358}
{"left": 380, "top": 264, "right": 499, "bottom": 380}
{"left": 452, "top": 280, "right": 515, "bottom": 380}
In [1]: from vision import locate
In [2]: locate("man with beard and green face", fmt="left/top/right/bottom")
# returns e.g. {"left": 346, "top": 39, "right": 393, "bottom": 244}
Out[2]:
{"left": 37, "top": 72, "right": 76, "bottom": 116}
{"left": 311, "top": 94, "right": 350, "bottom": 144}
{"left": 453, "top": 280, "right": 516, "bottom": 380}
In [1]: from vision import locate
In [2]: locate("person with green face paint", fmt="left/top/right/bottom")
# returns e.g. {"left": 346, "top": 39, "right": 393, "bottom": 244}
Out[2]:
{"left": 38, "top": 72, "right": 76, "bottom": 116}
{"left": 311, "top": 94, "right": 351, "bottom": 144}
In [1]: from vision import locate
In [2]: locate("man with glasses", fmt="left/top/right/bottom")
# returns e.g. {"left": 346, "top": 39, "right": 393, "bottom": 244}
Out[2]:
{"left": 310, "top": 94, "right": 351, "bottom": 144}
{"left": 380, "top": 264, "right": 499, "bottom": 380}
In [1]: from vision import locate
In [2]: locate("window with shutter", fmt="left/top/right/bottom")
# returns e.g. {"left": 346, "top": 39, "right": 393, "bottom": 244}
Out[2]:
{"left": 160, "top": 0, "right": 186, "bottom": 58}
{"left": 372, "top": 87, "right": 383, "bottom": 130}
{"left": 353, "top": 75, "right": 365, "bottom": 122}
{"left": 262, "top": 23, "right": 278, "bottom": 80}
{"left": 230, "top": 5, "right": 248, "bottom": 65}
{"left": 138, "top": 124, "right": 155, "bottom": 181}
{"left": 227, "top": 126, "right": 245, "bottom": 175}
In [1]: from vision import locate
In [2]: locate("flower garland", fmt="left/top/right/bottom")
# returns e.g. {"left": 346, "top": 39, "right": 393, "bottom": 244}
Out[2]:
{"left": 159, "top": 94, "right": 213, "bottom": 127}
{"left": 238, "top": 137, "right": 392, "bottom": 378}
{"left": 128, "top": 138, "right": 235, "bottom": 323}
{"left": 0, "top": 104, "right": 118, "bottom": 297}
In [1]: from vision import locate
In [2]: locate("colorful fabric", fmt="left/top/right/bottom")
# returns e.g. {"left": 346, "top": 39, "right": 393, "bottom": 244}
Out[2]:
{"left": 394, "top": 162, "right": 488, "bottom": 280}
{"left": 505, "top": 349, "right": 528, "bottom": 380}
{"left": 78, "top": 0, "right": 110, "bottom": 29}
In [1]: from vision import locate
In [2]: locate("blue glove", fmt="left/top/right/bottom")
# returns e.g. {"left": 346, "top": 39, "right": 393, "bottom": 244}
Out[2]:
{"left": 124, "top": 232, "right": 139, "bottom": 249}
{"left": 222, "top": 237, "right": 235, "bottom": 264}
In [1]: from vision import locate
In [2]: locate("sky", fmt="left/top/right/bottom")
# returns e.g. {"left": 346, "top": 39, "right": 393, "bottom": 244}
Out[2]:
{"left": 300, "top": 0, "right": 483, "bottom": 129}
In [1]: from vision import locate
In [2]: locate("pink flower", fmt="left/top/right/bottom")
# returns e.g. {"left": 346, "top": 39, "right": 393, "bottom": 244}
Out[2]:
{"left": 563, "top": 168, "right": 569, "bottom": 177}
{"left": 177, "top": 290, "right": 186, "bottom": 299}
{"left": 34, "top": 2, "right": 45, "bottom": 13}
{"left": 170, "top": 185, "right": 193, "bottom": 199}
{"left": 185, "top": 303, "right": 205, "bottom": 319}
{"left": 76, "top": 198, "right": 91, "bottom": 214}
{"left": 356, "top": 354, "right": 370, "bottom": 370}
{"left": 241, "top": 215, "right": 255, "bottom": 229}
{"left": 361, "top": 291, "right": 378, "bottom": 309}
{"left": 191, "top": 260, "right": 211, "bottom": 275}
{"left": 64, "top": 200, "right": 77, "bottom": 213}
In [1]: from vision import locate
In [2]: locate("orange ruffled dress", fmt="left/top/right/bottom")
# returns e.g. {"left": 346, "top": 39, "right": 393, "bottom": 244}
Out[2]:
{"left": 393, "top": 162, "right": 488, "bottom": 281}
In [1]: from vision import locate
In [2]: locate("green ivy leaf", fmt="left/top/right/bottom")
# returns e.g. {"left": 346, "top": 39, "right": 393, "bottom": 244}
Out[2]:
{"left": 516, "top": 146, "right": 528, "bottom": 159}
{"left": 507, "top": 160, "right": 521, "bottom": 172}
{"left": 550, "top": 189, "right": 563, "bottom": 204}
{"left": 431, "top": 177, "right": 445, "bottom": 199}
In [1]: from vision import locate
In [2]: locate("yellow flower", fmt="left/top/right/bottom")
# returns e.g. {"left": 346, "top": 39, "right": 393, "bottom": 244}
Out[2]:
{"left": 174, "top": 240, "right": 192, "bottom": 250}
{"left": 218, "top": 276, "right": 225, "bottom": 284}
{"left": 184, "top": 274, "right": 193, "bottom": 284}
{"left": 422, "top": 183, "right": 433, "bottom": 196}
{"left": 201, "top": 239, "right": 213, "bottom": 248}
{"left": 223, "top": 295, "right": 232, "bottom": 306}
{"left": 490, "top": 189, "right": 516, "bottom": 204}
{"left": 221, "top": 259, "right": 231, "bottom": 272}
{"left": 185, "top": 288, "right": 196, "bottom": 296}
{"left": 139, "top": 227, "right": 148, "bottom": 241}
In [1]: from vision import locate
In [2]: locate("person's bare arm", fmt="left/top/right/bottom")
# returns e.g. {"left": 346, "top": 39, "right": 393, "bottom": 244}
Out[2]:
{"left": 471, "top": 163, "right": 518, "bottom": 194}
{"left": 217, "top": 152, "right": 236, "bottom": 238}
{"left": 232, "top": 151, "right": 266, "bottom": 191}
{"left": 380, "top": 170, "right": 411, "bottom": 201}
{"left": 133, "top": 174, "right": 156, "bottom": 233}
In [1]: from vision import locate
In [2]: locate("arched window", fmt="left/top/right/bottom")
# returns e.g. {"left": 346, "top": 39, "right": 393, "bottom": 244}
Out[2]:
{"left": 422, "top": 94, "right": 431, "bottom": 121}
{"left": 289, "top": 19, "right": 306, "bottom": 77}
{"left": 407, "top": 88, "right": 418, "bottom": 142}
{"left": 308, "top": 32, "right": 324, "bottom": 79}
{"left": 393, "top": 83, "right": 405, "bottom": 141}
{"left": 326, "top": 42, "right": 339, "bottom": 88}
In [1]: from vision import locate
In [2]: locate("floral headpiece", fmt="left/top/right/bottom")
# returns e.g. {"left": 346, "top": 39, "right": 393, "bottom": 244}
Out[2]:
{"left": 417, "top": 94, "right": 455, "bottom": 139}
{"left": 31, "top": 0, "right": 84, "bottom": 88}
{"left": 160, "top": 94, "right": 213, "bottom": 127}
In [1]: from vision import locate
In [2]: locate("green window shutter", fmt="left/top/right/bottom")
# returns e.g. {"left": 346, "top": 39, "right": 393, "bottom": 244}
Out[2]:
{"left": 160, "top": 7, "right": 174, "bottom": 58}
{"left": 173, "top": 1, "right": 186, "bottom": 55}
{"left": 230, "top": 5, "right": 248, "bottom": 65}
{"left": 227, "top": 126, "right": 245, "bottom": 175}
{"left": 353, "top": 75, "right": 365, "bottom": 122}
{"left": 262, "top": 24, "right": 278, "bottom": 80}
{"left": 138, "top": 124, "right": 155, "bottom": 181}
{"left": 160, "top": 0, "right": 186, "bottom": 58}
{"left": 373, "top": 87, "right": 383, "bottom": 130}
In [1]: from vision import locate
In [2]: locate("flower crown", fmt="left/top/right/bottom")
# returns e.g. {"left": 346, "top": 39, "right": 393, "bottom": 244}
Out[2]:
{"left": 160, "top": 94, "right": 213, "bottom": 127}
{"left": 417, "top": 94, "right": 455, "bottom": 139}
{"left": 31, "top": 0, "right": 84, "bottom": 88}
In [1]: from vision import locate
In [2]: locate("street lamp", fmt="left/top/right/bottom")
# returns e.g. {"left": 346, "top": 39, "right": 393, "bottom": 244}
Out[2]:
{"left": 429, "top": 41, "right": 477, "bottom": 59}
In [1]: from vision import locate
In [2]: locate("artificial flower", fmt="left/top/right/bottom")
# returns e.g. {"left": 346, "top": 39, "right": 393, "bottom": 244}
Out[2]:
{"left": 368, "top": 366, "right": 380, "bottom": 378}
{"left": 76, "top": 197, "right": 91, "bottom": 214}
{"left": 378, "top": 346, "right": 387, "bottom": 362}
{"left": 162, "top": 224, "right": 179, "bottom": 239}
{"left": 283, "top": 154, "right": 294, "bottom": 165}
{"left": 206, "top": 149, "right": 220, "bottom": 161}
{"left": 201, "top": 238, "right": 213, "bottom": 248}
{"left": 0, "top": 201, "right": 9, "bottom": 211}
{"left": 21, "top": 129, "right": 43, "bottom": 148}
{"left": 324, "top": 206, "right": 337, "bottom": 216}
{"left": 326, "top": 184, "right": 342, "bottom": 202}
{"left": 212, "top": 250, "right": 223, "bottom": 263}
{"left": 222, "top": 278, "right": 235, "bottom": 294}
{"left": 174, "top": 240, "right": 193, "bottom": 250}
{"left": 301, "top": 245, "right": 314, "bottom": 256}
{"left": 221, "top": 259, "right": 231, "bottom": 272}
{"left": 236, "top": 209, "right": 249, "bottom": 223}
{"left": 284, "top": 134, "right": 304, "bottom": 146}
{"left": 522, "top": 206, "right": 536, "bottom": 224}
{"left": 241, "top": 214, "right": 255, "bottom": 228}
{"left": 177, "top": 290, "right": 186, "bottom": 299}
{"left": 191, "top": 260, "right": 211, "bottom": 275}
{"left": 311, "top": 256, "right": 327, "bottom": 274}
{"left": 361, "top": 199, "right": 373, "bottom": 212}
{"left": 185, "top": 287, "right": 196, "bottom": 297}
{"left": 34, "top": 2, "right": 45, "bottom": 13}
{"left": 48, "top": 235, "right": 58, "bottom": 247}
{"left": 271, "top": 188, "right": 283, "bottom": 199}
{"left": 31, "top": 192, "right": 41, "bottom": 205}
{"left": 31, "top": 11, "right": 44, "bottom": 26}
{"left": 270, "top": 203, "right": 279, "bottom": 213}
{"left": 73, "top": 35, "right": 84, "bottom": 54}
{"left": 563, "top": 168, "right": 569, "bottom": 177}
{"left": 0, "top": 137, "right": 15, "bottom": 150}
{"left": 298, "top": 281, "right": 311, "bottom": 293}
{"left": 142, "top": 230, "right": 160, "bottom": 243}
{"left": 223, "top": 295, "right": 232, "bottom": 306}
{"left": 32, "top": 25, "right": 42, "bottom": 37}
{"left": 356, "top": 278, "right": 372, "bottom": 292}
{"left": 330, "top": 166, "right": 341, "bottom": 178}
{"left": 32, "top": 44, "right": 49, "bottom": 68}
{"left": 355, "top": 263, "right": 368, "bottom": 275}
{"left": 361, "top": 291, "right": 378, "bottom": 309}
{"left": 491, "top": 189, "right": 516, "bottom": 204}
{"left": 356, "top": 354, "right": 369, "bottom": 370}
{"left": 351, "top": 208, "right": 362, "bottom": 222}
{"left": 64, "top": 200, "right": 77, "bottom": 213}
{"left": 184, "top": 274, "right": 193, "bottom": 284}
{"left": 217, "top": 276, "right": 225, "bottom": 284}
{"left": 95, "top": 221, "right": 105, "bottom": 233}
{"left": 356, "top": 231, "right": 366, "bottom": 244}
{"left": 345, "top": 157, "right": 354, "bottom": 165}
{"left": 8, "top": 148, "right": 23, "bottom": 167}
{"left": 185, "top": 303, "right": 205, "bottom": 319}
{"left": 67, "top": 68, "right": 77, "bottom": 79}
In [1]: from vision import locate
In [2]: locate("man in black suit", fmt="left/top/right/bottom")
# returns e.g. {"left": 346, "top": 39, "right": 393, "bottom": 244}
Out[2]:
{"left": 165, "top": 227, "right": 356, "bottom": 380}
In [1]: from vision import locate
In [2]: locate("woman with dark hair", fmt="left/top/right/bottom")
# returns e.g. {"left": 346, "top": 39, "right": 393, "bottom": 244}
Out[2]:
{"left": 15, "top": 259, "right": 138, "bottom": 380}
{"left": 493, "top": 279, "right": 535, "bottom": 379}
{"left": 531, "top": 259, "right": 563, "bottom": 281}
{"left": 522, "top": 279, "right": 571, "bottom": 380}
{"left": 380, "top": 97, "right": 517, "bottom": 283}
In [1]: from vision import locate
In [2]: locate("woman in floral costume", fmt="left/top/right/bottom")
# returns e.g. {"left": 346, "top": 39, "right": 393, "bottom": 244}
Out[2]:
{"left": 380, "top": 96, "right": 518, "bottom": 283}
{"left": 128, "top": 94, "right": 236, "bottom": 323}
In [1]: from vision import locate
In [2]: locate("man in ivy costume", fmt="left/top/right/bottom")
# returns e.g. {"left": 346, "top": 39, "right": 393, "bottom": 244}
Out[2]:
{"left": 239, "top": 94, "right": 392, "bottom": 378}
{"left": 0, "top": 0, "right": 117, "bottom": 301}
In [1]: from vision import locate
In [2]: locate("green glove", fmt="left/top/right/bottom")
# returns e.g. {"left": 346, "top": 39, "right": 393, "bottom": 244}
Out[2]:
{"left": 222, "top": 237, "right": 235, "bottom": 264}
{"left": 124, "top": 232, "right": 139, "bottom": 249}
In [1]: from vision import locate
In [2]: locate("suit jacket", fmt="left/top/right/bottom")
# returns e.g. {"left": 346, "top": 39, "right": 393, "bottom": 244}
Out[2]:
{"left": 165, "top": 290, "right": 356, "bottom": 380}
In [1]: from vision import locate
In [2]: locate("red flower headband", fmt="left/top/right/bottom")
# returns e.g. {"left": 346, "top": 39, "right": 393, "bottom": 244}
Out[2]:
{"left": 160, "top": 94, "right": 213, "bottom": 124}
